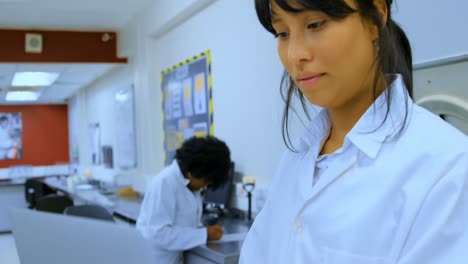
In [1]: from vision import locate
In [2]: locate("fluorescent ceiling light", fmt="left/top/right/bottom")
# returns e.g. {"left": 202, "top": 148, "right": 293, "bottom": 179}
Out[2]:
{"left": 11, "top": 72, "right": 60, "bottom": 87}
{"left": 5, "top": 91, "right": 40, "bottom": 101}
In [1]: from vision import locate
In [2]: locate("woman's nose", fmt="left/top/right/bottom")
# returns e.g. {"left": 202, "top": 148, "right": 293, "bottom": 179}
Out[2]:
{"left": 288, "top": 33, "right": 314, "bottom": 65}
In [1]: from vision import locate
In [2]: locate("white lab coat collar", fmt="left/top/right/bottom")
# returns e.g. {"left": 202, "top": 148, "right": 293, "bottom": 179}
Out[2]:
{"left": 170, "top": 160, "right": 190, "bottom": 187}
{"left": 347, "top": 75, "right": 412, "bottom": 158}
{"left": 298, "top": 109, "right": 331, "bottom": 153}
{"left": 298, "top": 74, "right": 412, "bottom": 159}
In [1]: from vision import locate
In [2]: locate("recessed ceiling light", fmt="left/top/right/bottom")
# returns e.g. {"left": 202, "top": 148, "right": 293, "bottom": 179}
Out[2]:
{"left": 11, "top": 72, "right": 60, "bottom": 87}
{"left": 5, "top": 91, "right": 40, "bottom": 101}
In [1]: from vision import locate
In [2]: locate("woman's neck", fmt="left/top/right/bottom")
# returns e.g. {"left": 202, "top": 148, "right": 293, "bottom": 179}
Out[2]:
{"left": 320, "top": 102, "right": 369, "bottom": 155}
{"left": 320, "top": 76, "right": 387, "bottom": 155}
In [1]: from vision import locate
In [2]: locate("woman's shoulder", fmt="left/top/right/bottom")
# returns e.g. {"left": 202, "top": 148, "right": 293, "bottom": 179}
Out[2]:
{"left": 149, "top": 164, "right": 180, "bottom": 188}
{"left": 404, "top": 104, "right": 467, "bottom": 154}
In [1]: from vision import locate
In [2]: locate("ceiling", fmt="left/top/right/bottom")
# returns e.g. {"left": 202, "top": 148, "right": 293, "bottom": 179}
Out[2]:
{"left": 0, "top": 0, "right": 153, "bottom": 104}
{"left": 0, "top": 63, "right": 116, "bottom": 104}
{"left": 0, "top": 0, "right": 152, "bottom": 30}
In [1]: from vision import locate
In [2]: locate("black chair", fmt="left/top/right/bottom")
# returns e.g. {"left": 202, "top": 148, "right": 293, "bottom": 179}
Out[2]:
{"left": 64, "top": 204, "right": 115, "bottom": 222}
{"left": 24, "top": 178, "right": 56, "bottom": 209}
{"left": 35, "top": 194, "right": 74, "bottom": 214}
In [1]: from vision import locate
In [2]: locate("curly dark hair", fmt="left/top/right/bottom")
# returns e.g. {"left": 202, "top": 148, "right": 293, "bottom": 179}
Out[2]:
{"left": 175, "top": 136, "right": 231, "bottom": 190}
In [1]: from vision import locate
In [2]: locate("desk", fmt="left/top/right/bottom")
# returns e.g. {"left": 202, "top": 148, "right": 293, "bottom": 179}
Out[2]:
{"left": 43, "top": 177, "right": 250, "bottom": 264}
{"left": 43, "top": 177, "right": 142, "bottom": 223}
{"left": 185, "top": 216, "right": 249, "bottom": 264}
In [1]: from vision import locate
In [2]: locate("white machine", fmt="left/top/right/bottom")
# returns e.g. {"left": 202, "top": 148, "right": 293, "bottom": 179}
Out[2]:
{"left": 9, "top": 209, "right": 153, "bottom": 264}
{"left": 413, "top": 60, "right": 468, "bottom": 135}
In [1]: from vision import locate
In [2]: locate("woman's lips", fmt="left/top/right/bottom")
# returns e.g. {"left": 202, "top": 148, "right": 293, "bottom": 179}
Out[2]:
{"left": 297, "top": 73, "right": 326, "bottom": 87}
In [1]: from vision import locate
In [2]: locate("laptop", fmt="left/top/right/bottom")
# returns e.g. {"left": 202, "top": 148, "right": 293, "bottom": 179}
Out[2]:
{"left": 9, "top": 208, "right": 153, "bottom": 264}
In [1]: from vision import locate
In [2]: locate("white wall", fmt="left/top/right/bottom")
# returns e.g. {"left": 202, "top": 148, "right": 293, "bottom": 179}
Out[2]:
{"left": 72, "top": 0, "right": 320, "bottom": 192}
{"left": 144, "top": 0, "right": 287, "bottom": 187}
{"left": 145, "top": 0, "right": 216, "bottom": 38}
{"left": 72, "top": 0, "right": 313, "bottom": 206}
{"left": 73, "top": 65, "right": 136, "bottom": 183}
{"left": 393, "top": 0, "right": 468, "bottom": 65}
{"left": 70, "top": 0, "right": 468, "bottom": 214}
{"left": 70, "top": 7, "right": 159, "bottom": 188}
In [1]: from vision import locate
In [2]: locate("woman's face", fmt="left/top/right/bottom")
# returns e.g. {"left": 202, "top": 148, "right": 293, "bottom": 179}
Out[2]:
{"left": 272, "top": 0, "right": 378, "bottom": 110}
{"left": 186, "top": 172, "right": 210, "bottom": 191}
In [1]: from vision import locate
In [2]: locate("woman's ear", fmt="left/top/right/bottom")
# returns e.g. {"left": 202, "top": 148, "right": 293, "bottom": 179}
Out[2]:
{"left": 369, "top": 0, "right": 389, "bottom": 41}
{"left": 374, "top": 0, "right": 388, "bottom": 27}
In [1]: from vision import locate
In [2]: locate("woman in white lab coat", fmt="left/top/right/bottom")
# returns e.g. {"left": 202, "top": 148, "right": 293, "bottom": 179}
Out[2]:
{"left": 240, "top": 0, "right": 468, "bottom": 263}
{"left": 137, "top": 136, "right": 231, "bottom": 264}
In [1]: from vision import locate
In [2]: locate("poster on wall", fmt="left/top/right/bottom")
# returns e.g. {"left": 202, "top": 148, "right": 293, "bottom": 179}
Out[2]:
{"left": 68, "top": 96, "right": 81, "bottom": 172}
{"left": 115, "top": 84, "right": 137, "bottom": 170}
{"left": 0, "top": 113, "right": 22, "bottom": 160}
{"left": 161, "top": 50, "right": 213, "bottom": 165}
{"left": 88, "top": 123, "right": 101, "bottom": 165}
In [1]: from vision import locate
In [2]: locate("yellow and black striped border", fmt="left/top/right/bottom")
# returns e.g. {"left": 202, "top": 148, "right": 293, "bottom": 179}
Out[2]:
{"left": 160, "top": 50, "right": 213, "bottom": 163}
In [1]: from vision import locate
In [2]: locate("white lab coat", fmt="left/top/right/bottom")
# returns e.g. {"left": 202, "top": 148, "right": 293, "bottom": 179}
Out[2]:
{"left": 137, "top": 160, "right": 207, "bottom": 264}
{"left": 240, "top": 75, "right": 468, "bottom": 264}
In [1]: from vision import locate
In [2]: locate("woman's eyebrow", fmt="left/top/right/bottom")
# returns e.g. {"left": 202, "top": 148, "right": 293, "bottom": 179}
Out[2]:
{"left": 272, "top": 9, "right": 323, "bottom": 24}
{"left": 271, "top": 11, "right": 281, "bottom": 24}
{"left": 272, "top": 17, "right": 281, "bottom": 24}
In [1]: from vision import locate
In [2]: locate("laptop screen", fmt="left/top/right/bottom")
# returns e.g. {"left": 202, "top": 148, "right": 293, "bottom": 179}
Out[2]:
{"left": 9, "top": 209, "right": 153, "bottom": 264}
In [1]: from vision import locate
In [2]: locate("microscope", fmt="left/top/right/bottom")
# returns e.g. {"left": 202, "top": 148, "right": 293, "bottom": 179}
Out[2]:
{"left": 242, "top": 176, "right": 256, "bottom": 221}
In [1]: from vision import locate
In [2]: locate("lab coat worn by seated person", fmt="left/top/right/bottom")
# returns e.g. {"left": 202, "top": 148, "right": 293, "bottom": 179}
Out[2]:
{"left": 137, "top": 160, "right": 207, "bottom": 264}
{"left": 240, "top": 76, "right": 468, "bottom": 263}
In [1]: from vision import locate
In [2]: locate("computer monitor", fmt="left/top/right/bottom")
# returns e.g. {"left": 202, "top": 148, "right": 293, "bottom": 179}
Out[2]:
{"left": 9, "top": 209, "right": 154, "bottom": 264}
{"left": 203, "top": 162, "right": 234, "bottom": 210}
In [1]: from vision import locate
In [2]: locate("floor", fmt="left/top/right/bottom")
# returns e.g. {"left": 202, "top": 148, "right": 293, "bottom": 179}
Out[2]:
{"left": 0, "top": 233, "right": 20, "bottom": 264}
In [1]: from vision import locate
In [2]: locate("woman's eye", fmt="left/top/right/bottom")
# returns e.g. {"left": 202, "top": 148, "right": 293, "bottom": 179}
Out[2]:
{"left": 307, "top": 20, "right": 327, "bottom": 30}
{"left": 274, "top": 32, "right": 289, "bottom": 39}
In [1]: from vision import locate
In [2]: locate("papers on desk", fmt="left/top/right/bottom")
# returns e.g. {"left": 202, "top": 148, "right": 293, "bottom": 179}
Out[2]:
{"left": 208, "top": 232, "right": 247, "bottom": 244}
{"left": 93, "top": 194, "right": 115, "bottom": 207}
{"left": 0, "top": 164, "right": 70, "bottom": 181}
{"left": 75, "top": 184, "right": 94, "bottom": 191}
{"left": 74, "top": 189, "right": 115, "bottom": 208}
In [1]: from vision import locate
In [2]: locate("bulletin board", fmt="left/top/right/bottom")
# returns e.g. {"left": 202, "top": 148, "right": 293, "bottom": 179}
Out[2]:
{"left": 161, "top": 50, "right": 213, "bottom": 165}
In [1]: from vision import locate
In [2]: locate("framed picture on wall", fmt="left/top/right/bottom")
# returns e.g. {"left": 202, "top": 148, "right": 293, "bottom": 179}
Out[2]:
{"left": 0, "top": 113, "right": 22, "bottom": 160}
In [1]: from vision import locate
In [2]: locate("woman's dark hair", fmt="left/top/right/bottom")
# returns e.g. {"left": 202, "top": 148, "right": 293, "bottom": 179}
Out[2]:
{"left": 175, "top": 136, "right": 231, "bottom": 190}
{"left": 255, "top": 0, "right": 413, "bottom": 151}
